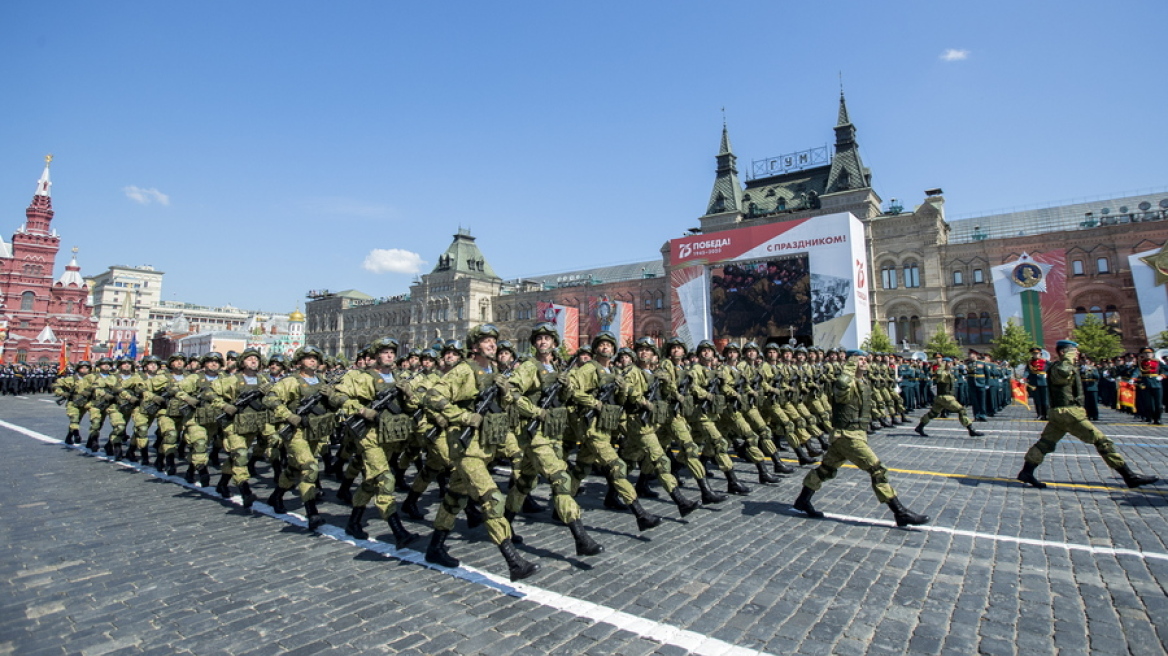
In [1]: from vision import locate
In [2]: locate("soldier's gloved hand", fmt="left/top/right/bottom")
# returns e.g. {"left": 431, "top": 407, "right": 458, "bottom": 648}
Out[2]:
{"left": 285, "top": 414, "right": 302, "bottom": 427}
{"left": 151, "top": 395, "right": 167, "bottom": 405}
{"left": 592, "top": 399, "right": 604, "bottom": 412}
{"left": 360, "top": 408, "right": 379, "bottom": 422}
{"left": 397, "top": 381, "right": 413, "bottom": 398}
{"left": 433, "top": 413, "right": 449, "bottom": 429}
{"left": 494, "top": 374, "right": 513, "bottom": 396}
{"left": 558, "top": 371, "right": 572, "bottom": 387}
{"left": 536, "top": 407, "right": 549, "bottom": 421}
{"left": 223, "top": 404, "right": 238, "bottom": 416}
{"left": 694, "top": 388, "right": 709, "bottom": 401}
{"left": 639, "top": 398, "right": 653, "bottom": 410}
{"left": 463, "top": 412, "right": 483, "bottom": 428}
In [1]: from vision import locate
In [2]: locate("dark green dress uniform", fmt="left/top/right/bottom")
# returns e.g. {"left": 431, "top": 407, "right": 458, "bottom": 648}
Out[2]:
{"left": 1018, "top": 340, "right": 1159, "bottom": 490}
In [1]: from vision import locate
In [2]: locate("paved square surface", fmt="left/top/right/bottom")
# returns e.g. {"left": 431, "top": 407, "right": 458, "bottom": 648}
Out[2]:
{"left": 2, "top": 395, "right": 1167, "bottom": 655}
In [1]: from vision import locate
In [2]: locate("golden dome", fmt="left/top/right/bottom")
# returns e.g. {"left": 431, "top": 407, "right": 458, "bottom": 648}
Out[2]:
{"left": 289, "top": 306, "right": 305, "bottom": 322}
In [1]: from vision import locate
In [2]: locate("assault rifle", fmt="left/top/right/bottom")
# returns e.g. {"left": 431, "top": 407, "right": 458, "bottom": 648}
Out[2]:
{"left": 524, "top": 356, "right": 579, "bottom": 438}
{"left": 459, "top": 383, "right": 501, "bottom": 449}
{"left": 216, "top": 388, "right": 268, "bottom": 428}
{"left": 699, "top": 370, "right": 722, "bottom": 414}
{"left": 278, "top": 390, "right": 327, "bottom": 441}
{"left": 343, "top": 384, "right": 405, "bottom": 435}
{"left": 582, "top": 377, "right": 621, "bottom": 428}
{"left": 730, "top": 371, "right": 749, "bottom": 411}
{"left": 639, "top": 374, "right": 662, "bottom": 424}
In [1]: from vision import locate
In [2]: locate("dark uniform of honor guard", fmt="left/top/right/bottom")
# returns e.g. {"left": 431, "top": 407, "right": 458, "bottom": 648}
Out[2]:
{"left": 1136, "top": 347, "right": 1163, "bottom": 424}
{"left": 966, "top": 351, "right": 989, "bottom": 421}
{"left": 792, "top": 349, "right": 930, "bottom": 527}
{"left": 422, "top": 324, "right": 541, "bottom": 582}
{"left": 1018, "top": 340, "right": 1159, "bottom": 490}
{"left": 1079, "top": 357, "right": 1102, "bottom": 421}
{"left": 915, "top": 356, "right": 984, "bottom": 438}
{"left": 1027, "top": 348, "right": 1050, "bottom": 420}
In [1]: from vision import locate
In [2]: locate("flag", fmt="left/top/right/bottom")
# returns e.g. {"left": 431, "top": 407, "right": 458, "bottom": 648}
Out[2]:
{"left": 81, "top": 343, "right": 92, "bottom": 362}
{"left": 1010, "top": 379, "right": 1030, "bottom": 408}
{"left": 114, "top": 341, "right": 124, "bottom": 358}
{"left": 57, "top": 342, "right": 68, "bottom": 375}
{"left": 1118, "top": 381, "right": 1136, "bottom": 410}
{"left": 128, "top": 336, "right": 138, "bottom": 360}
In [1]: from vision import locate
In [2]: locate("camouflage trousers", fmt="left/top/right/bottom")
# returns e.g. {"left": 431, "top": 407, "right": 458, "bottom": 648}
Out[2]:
{"left": 621, "top": 418, "right": 680, "bottom": 494}
{"left": 354, "top": 431, "right": 405, "bottom": 520}
{"left": 505, "top": 428, "right": 581, "bottom": 524}
{"left": 569, "top": 425, "right": 638, "bottom": 505}
{"left": 434, "top": 431, "right": 510, "bottom": 545}
{"left": 919, "top": 394, "right": 972, "bottom": 428}
{"left": 1025, "top": 406, "right": 1125, "bottom": 470}
{"left": 278, "top": 431, "right": 325, "bottom": 502}
{"left": 802, "top": 428, "right": 897, "bottom": 503}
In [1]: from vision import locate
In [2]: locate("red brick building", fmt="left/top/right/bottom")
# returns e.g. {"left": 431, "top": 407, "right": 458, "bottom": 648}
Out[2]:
{"left": 0, "top": 158, "right": 96, "bottom": 364}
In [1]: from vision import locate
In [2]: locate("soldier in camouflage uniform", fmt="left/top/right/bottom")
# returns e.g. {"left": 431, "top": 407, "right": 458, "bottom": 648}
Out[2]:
{"left": 656, "top": 338, "right": 729, "bottom": 505}
{"left": 399, "top": 341, "right": 463, "bottom": 520}
{"left": 764, "top": 345, "right": 819, "bottom": 466}
{"left": 715, "top": 343, "right": 781, "bottom": 485}
{"left": 422, "top": 324, "right": 540, "bottom": 582}
{"left": 501, "top": 322, "right": 604, "bottom": 556}
{"left": 793, "top": 349, "right": 930, "bottom": 527}
{"left": 914, "top": 356, "right": 984, "bottom": 438}
{"left": 213, "top": 348, "right": 272, "bottom": 508}
{"left": 1017, "top": 340, "right": 1159, "bottom": 490}
{"left": 125, "top": 355, "right": 164, "bottom": 464}
{"left": 83, "top": 357, "right": 118, "bottom": 452}
{"left": 153, "top": 353, "right": 192, "bottom": 475}
{"left": 687, "top": 340, "right": 752, "bottom": 496}
{"left": 337, "top": 337, "right": 420, "bottom": 549}
{"left": 54, "top": 360, "right": 91, "bottom": 444}
{"left": 739, "top": 342, "right": 796, "bottom": 475}
{"left": 266, "top": 346, "right": 348, "bottom": 531}
{"left": 176, "top": 352, "right": 233, "bottom": 487}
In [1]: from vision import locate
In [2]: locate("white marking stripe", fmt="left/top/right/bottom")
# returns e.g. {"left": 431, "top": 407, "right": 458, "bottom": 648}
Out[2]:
{"left": 821, "top": 511, "right": 1168, "bottom": 562}
{"left": 0, "top": 418, "right": 771, "bottom": 656}
{"left": 898, "top": 444, "right": 1096, "bottom": 458}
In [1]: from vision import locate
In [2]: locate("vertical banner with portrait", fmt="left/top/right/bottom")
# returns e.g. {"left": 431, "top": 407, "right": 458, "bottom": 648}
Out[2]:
{"left": 586, "top": 296, "right": 633, "bottom": 348}
{"left": 668, "top": 212, "right": 870, "bottom": 349}
{"left": 536, "top": 302, "right": 580, "bottom": 353}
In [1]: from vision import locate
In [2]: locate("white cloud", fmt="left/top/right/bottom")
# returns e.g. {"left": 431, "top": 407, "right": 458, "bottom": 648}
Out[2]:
{"left": 940, "top": 49, "right": 969, "bottom": 62}
{"left": 123, "top": 185, "right": 170, "bottom": 206}
{"left": 363, "top": 248, "right": 426, "bottom": 274}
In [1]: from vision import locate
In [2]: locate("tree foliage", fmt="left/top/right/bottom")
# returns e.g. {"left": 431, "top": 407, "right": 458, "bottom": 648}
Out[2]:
{"left": 923, "top": 324, "right": 963, "bottom": 359}
{"left": 862, "top": 323, "right": 895, "bottom": 353}
{"left": 1070, "top": 313, "right": 1124, "bottom": 361}
{"left": 1151, "top": 330, "right": 1168, "bottom": 350}
{"left": 989, "top": 317, "right": 1038, "bottom": 366}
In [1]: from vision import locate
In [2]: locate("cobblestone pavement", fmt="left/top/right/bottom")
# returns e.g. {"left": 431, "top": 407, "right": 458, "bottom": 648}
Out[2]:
{"left": 2, "top": 394, "right": 1167, "bottom": 656}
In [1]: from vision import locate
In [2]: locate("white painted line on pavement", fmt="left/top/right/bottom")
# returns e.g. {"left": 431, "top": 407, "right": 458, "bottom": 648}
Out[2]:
{"left": 898, "top": 444, "right": 1096, "bottom": 458}
{"left": 0, "top": 418, "right": 773, "bottom": 656}
{"left": 820, "top": 511, "right": 1168, "bottom": 563}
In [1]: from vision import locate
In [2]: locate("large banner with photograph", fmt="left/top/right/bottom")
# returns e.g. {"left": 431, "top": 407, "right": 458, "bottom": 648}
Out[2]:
{"left": 1129, "top": 243, "right": 1168, "bottom": 340}
{"left": 668, "top": 213, "right": 870, "bottom": 349}
{"left": 585, "top": 296, "right": 633, "bottom": 348}
{"left": 990, "top": 251, "right": 1067, "bottom": 347}
{"left": 536, "top": 302, "right": 580, "bottom": 353}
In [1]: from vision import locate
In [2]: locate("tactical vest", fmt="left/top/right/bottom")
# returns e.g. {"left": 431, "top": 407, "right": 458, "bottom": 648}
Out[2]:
{"left": 831, "top": 376, "right": 873, "bottom": 431}
{"left": 372, "top": 376, "right": 414, "bottom": 444}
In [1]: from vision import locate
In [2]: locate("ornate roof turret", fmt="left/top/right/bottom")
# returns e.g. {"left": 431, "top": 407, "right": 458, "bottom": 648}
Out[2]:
{"left": 24, "top": 154, "right": 55, "bottom": 235}
{"left": 55, "top": 247, "right": 85, "bottom": 287}
{"left": 704, "top": 122, "right": 744, "bottom": 217}
{"left": 431, "top": 228, "right": 499, "bottom": 279}
{"left": 825, "top": 91, "right": 871, "bottom": 194}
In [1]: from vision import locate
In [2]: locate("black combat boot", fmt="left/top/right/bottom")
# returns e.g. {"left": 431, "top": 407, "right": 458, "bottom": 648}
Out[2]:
{"left": 914, "top": 423, "right": 929, "bottom": 437}
{"left": 756, "top": 461, "right": 780, "bottom": 484}
{"left": 165, "top": 453, "right": 177, "bottom": 477}
{"left": 603, "top": 482, "right": 629, "bottom": 510}
{"left": 246, "top": 456, "right": 260, "bottom": 479}
{"left": 879, "top": 417, "right": 894, "bottom": 428}
{"left": 772, "top": 452, "right": 796, "bottom": 475}
{"left": 85, "top": 432, "right": 99, "bottom": 451}
{"left": 629, "top": 500, "right": 662, "bottom": 531}
{"left": 568, "top": 520, "right": 604, "bottom": 556}
{"left": 724, "top": 469, "right": 751, "bottom": 496}
{"left": 184, "top": 465, "right": 196, "bottom": 484}
{"left": 967, "top": 426, "right": 985, "bottom": 437}
{"left": 1117, "top": 465, "right": 1159, "bottom": 489}
{"left": 804, "top": 440, "right": 823, "bottom": 458}
{"left": 774, "top": 436, "right": 790, "bottom": 452}
{"left": 465, "top": 502, "right": 486, "bottom": 529}
{"left": 634, "top": 471, "right": 659, "bottom": 499}
{"left": 238, "top": 482, "right": 257, "bottom": 509}
{"left": 899, "top": 413, "right": 908, "bottom": 424}
{"left": 215, "top": 474, "right": 231, "bottom": 498}
{"left": 335, "top": 476, "right": 354, "bottom": 506}
{"left": 503, "top": 509, "right": 524, "bottom": 545}
{"left": 387, "top": 512, "right": 419, "bottom": 549}
{"left": 1016, "top": 461, "right": 1046, "bottom": 489}
{"left": 521, "top": 494, "right": 545, "bottom": 514}
{"left": 344, "top": 506, "right": 368, "bottom": 540}
{"left": 817, "top": 434, "right": 832, "bottom": 451}
{"left": 400, "top": 490, "right": 425, "bottom": 520}
{"left": 124, "top": 443, "right": 138, "bottom": 462}
{"left": 669, "top": 487, "right": 701, "bottom": 517}
{"left": 887, "top": 497, "right": 930, "bottom": 527}
{"left": 267, "top": 486, "right": 289, "bottom": 514}
{"left": 695, "top": 476, "right": 728, "bottom": 504}
{"left": 208, "top": 444, "right": 221, "bottom": 468}
{"left": 304, "top": 500, "right": 326, "bottom": 531}
{"left": 498, "top": 539, "right": 540, "bottom": 582}
{"left": 424, "top": 530, "right": 459, "bottom": 568}
{"left": 154, "top": 451, "right": 165, "bottom": 471}
{"left": 111, "top": 442, "right": 124, "bottom": 461}
{"left": 793, "top": 446, "right": 819, "bottom": 467}
{"left": 392, "top": 463, "right": 410, "bottom": 493}
{"left": 103, "top": 440, "right": 115, "bottom": 457}
{"left": 793, "top": 486, "right": 824, "bottom": 518}
{"left": 197, "top": 466, "right": 211, "bottom": 488}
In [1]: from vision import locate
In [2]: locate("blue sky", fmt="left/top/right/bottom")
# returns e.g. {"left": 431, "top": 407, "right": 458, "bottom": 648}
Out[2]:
{"left": 2, "top": 1, "right": 1165, "bottom": 314}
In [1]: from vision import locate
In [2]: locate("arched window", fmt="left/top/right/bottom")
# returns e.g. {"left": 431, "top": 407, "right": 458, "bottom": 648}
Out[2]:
{"left": 881, "top": 264, "right": 898, "bottom": 290}
{"left": 909, "top": 316, "right": 922, "bottom": 344}
{"left": 1097, "top": 257, "right": 1110, "bottom": 274}
{"left": 903, "top": 262, "right": 921, "bottom": 288}
{"left": 1074, "top": 306, "right": 1089, "bottom": 326}
{"left": 898, "top": 316, "right": 910, "bottom": 344}
{"left": 954, "top": 315, "right": 966, "bottom": 344}
{"left": 887, "top": 318, "right": 898, "bottom": 343}
{"left": 21, "top": 291, "right": 35, "bottom": 311}
{"left": 980, "top": 312, "right": 993, "bottom": 342}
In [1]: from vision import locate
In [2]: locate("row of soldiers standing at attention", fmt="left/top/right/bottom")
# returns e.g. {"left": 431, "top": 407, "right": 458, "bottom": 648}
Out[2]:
{"left": 1, "top": 364, "right": 59, "bottom": 396}
{"left": 50, "top": 324, "right": 1158, "bottom": 581}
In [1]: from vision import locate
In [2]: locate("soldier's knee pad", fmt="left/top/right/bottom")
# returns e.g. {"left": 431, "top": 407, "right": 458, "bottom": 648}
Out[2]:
{"left": 814, "top": 464, "right": 838, "bottom": 482}
{"left": 376, "top": 473, "right": 396, "bottom": 497}
{"left": 481, "top": 489, "right": 506, "bottom": 518}
{"left": 305, "top": 460, "right": 322, "bottom": 479}
{"left": 866, "top": 464, "right": 889, "bottom": 487}
{"left": 605, "top": 458, "right": 628, "bottom": 481}
{"left": 548, "top": 469, "right": 572, "bottom": 496}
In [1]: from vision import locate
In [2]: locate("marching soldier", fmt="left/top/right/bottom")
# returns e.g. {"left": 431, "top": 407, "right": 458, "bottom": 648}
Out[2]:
{"left": 793, "top": 348, "right": 930, "bottom": 527}
{"left": 421, "top": 324, "right": 540, "bottom": 582}
{"left": 914, "top": 355, "right": 984, "bottom": 438}
{"left": 716, "top": 343, "right": 781, "bottom": 485}
{"left": 176, "top": 352, "right": 233, "bottom": 487}
{"left": 214, "top": 348, "right": 271, "bottom": 508}
{"left": 154, "top": 353, "right": 192, "bottom": 475}
{"left": 54, "top": 360, "right": 91, "bottom": 444}
{"left": 1018, "top": 340, "right": 1159, "bottom": 490}
{"left": 688, "top": 340, "right": 752, "bottom": 496}
{"left": 125, "top": 355, "right": 164, "bottom": 464}
{"left": 658, "top": 338, "right": 728, "bottom": 505}
{"left": 84, "top": 357, "right": 119, "bottom": 452}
